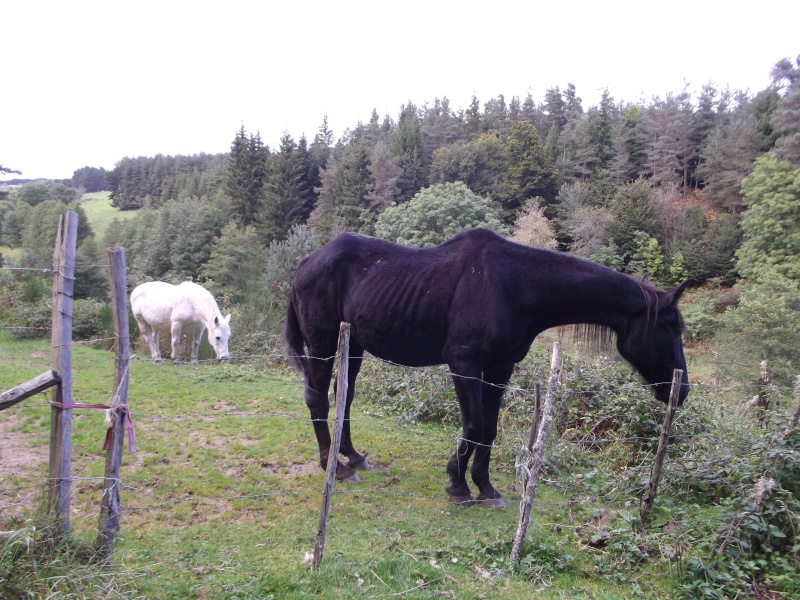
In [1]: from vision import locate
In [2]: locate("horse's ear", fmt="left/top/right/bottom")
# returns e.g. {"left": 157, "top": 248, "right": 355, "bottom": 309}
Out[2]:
{"left": 224, "top": 314, "right": 231, "bottom": 324}
{"left": 642, "top": 274, "right": 650, "bottom": 285}
{"left": 662, "top": 280, "right": 690, "bottom": 306}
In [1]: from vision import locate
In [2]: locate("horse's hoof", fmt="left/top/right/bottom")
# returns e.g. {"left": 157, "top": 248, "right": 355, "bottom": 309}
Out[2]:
{"left": 477, "top": 496, "right": 507, "bottom": 510}
{"left": 446, "top": 485, "right": 475, "bottom": 507}
{"left": 448, "top": 493, "right": 476, "bottom": 507}
{"left": 153, "top": 359, "right": 162, "bottom": 364}
{"left": 348, "top": 456, "right": 371, "bottom": 471}
{"left": 335, "top": 462, "right": 360, "bottom": 483}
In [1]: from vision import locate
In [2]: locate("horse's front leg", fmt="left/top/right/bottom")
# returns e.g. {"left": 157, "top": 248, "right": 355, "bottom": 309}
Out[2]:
{"left": 150, "top": 329, "right": 162, "bottom": 363}
{"left": 470, "top": 363, "right": 514, "bottom": 510}
{"left": 136, "top": 319, "right": 162, "bottom": 363}
{"left": 445, "top": 365, "right": 484, "bottom": 506}
{"left": 190, "top": 325, "right": 204, "bottom": 364}
{"left": 170, "top": 321, "right": 183, "bottom": 364}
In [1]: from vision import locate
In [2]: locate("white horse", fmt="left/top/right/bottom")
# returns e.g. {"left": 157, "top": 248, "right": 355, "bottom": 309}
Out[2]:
{"left": 131, "top": 281, "right": 231, "bottom": 364}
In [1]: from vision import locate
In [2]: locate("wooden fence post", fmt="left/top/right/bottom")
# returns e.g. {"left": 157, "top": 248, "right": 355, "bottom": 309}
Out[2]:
{"left": 48, "top": 211, "right": 78, "bottom": 532}
{"left": 790, "top": 375, "right": 800, "bottom": 429}
{"left": 754, "top": 360, "right": 772, "bottom": 427}
{"left": 97, "top": 246, "right": 131, "bottom": 558}
{"left": 516, "top": 382, "right": 541, "bottom": 492}
{"left": 511, "top": 342, "right": 561, "bottom": 562}
{"left": 639, "top": 368, "right": 683, "bottom": 523}
{"left": 312, "top": 322, "right": 350, "bottom": 569}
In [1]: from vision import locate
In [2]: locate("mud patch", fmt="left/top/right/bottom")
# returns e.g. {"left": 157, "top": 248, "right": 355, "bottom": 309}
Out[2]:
{"left": 260, "top": 460, "right": 319, "bottom": 477}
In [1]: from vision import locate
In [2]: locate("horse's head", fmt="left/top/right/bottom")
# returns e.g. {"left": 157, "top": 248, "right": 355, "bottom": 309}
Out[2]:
{"left": 616, "top": 280, "right": 690, "bottom": 406}
{"left": 208, "top": 314, "right": 232, "bottom": 360}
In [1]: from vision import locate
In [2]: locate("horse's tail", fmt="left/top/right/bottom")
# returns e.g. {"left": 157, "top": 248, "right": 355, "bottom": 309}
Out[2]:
{"left": 284, "top": 292, "right": 308, "bottom": 378}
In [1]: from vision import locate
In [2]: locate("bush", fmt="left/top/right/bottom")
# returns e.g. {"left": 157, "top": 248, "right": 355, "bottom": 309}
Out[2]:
{"left": 375, "top": 182, "right": 506, "bottom": 247}
{"left": 714, "top": 271, "right": 800, "bottom": 386}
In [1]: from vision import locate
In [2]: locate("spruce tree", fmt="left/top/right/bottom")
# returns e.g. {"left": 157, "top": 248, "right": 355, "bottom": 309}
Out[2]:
{"left": 261, "top": 133, "right": 310, "bottom": 242}
{"left": 391, "top": 103, "right": 428, "bottom": 203}
{"left": 224, "top": 126, "right": 269, "bottom": 227}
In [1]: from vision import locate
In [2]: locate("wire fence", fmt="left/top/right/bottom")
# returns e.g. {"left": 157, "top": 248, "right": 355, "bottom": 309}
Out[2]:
{"left": 2, "top": 346, "right": 796, "bottom": 521}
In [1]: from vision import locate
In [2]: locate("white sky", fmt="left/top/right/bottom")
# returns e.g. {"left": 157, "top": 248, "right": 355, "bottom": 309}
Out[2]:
{"left": 2, "top": 1, "right": 798, "bottom": 181}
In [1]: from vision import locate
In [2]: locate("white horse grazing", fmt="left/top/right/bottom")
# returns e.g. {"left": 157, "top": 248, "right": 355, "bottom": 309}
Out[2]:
{"left": 131, "top": 281, "right": 231, "bottom": 364}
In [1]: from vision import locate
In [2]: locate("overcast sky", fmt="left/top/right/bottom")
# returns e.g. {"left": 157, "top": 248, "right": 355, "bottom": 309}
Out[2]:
{"left": 2, "top": 1, "right": 798, "bottom": 181}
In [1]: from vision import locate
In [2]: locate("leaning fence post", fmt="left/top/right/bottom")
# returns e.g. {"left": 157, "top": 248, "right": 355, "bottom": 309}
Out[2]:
{"left": 48, "top": 211, "right": 78, "bottom": 532}
{"left": 639, "top": 368, "right": 683, "bottom": 523}
{"left": 312, "top": 322, "right": 350, "bottom": 569}
{"left": 97, "top": 246, "right": 131, "bottom": 558}
{"left": 511, "top": 341, "right": 561, "bottom": 562}
{"left": 516, "top": 381, "right": 541, "bottom": 492}
{"left": 791, "top": 375, "right": 800, "bottom": 429}
{"left": 754, "top": 360, "right": 772, "bottom": 427}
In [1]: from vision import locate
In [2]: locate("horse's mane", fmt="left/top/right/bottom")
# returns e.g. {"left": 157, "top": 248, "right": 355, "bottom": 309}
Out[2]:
{"left": 572, "top": 278, "right": 664, "bottom": 354}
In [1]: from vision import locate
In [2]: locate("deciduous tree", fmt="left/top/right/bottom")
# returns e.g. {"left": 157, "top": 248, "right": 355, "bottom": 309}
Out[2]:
{"left": 736, "top": 157, "right": 800, "bottom": 282}
{"left": 375, "top": 181, "right": 505, "bottom": 247}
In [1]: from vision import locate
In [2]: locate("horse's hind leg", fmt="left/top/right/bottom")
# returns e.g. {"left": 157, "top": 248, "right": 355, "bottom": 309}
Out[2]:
{"left": 334, "top": 344, "right": 370, "bottom": 472}
{"left": 304, "top": 346, "right": 360, "bottom": 483}
{"left": 470, "top": 363, "right": 514, "bottom": 510}
{"left": 446, "top": 364, "right": 485, "bottom": 506}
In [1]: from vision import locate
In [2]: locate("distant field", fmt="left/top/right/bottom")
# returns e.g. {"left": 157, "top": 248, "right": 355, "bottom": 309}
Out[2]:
{"left": 78, "top": 191, "right": 137, "bottom": 241}
{"left": 0, "top": 245, "right": 23, "bottom": 261}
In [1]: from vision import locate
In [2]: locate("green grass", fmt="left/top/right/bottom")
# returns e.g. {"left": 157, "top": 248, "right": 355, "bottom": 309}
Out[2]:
{"left": 78, "top": 191, "right": 137, "bottom": 241}
{"left": 4, "top": 332, "right": 752, "bottom": 599}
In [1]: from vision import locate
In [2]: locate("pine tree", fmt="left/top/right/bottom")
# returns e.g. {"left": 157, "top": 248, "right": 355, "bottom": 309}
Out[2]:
{"left": 498, "top": 122, "right": 561, "bottom": 220}
{"left": 643, "top": 95, "right": 683, "bottom": 187}
{"left": 771, "top": 55, "right": 800, "bottom": 166}
{"left": 698, "top": 112, "right": 761, "bottom": 214}
{"left": 391, "top": 103, "right": 428, "bottom": 203}
{"left": 224, "top": 126, "right": 269, "bottom": 227}
{"left": 331, "top": 142, "right": 374, "bottom": 232}
{"left": 261, "top": 133, "right": 310, "bottom": 242}
{"left": 606, "top": 178, "right": 661, "bottom": 267}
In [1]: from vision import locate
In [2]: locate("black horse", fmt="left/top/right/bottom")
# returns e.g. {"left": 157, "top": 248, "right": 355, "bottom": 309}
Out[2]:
{"left": 285, "top": 228, "right": 690, "bottom": 509}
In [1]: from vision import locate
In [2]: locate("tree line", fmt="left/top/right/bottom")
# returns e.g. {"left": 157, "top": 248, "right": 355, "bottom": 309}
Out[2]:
{"left": 1, "top": 55, "right": 798, "bottom": 381}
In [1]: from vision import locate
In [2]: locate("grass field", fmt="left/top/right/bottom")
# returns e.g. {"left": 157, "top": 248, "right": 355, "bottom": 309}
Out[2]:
{"left": 1, "top": 333, "right": 698, "bottom": 599}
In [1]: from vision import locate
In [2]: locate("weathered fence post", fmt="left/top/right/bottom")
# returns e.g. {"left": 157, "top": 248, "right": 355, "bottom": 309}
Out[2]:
{"left": 516, "top": 381, "right": 541, "bottom": 492}
{"left": 639, "top": 368, "right": 683, "bottom": 523}
{"left": 754, "top": 360, "right": 772, "bottom": 427}
{"left": 312, "top": 322, "right": 350, "bottom": 569}
{"left": 511, "top": 341, "right": 561, "bottom": 562}
{"left": 790, "top": 375, "right": 800, "bottom": 429}
{"left": 97, "top": 246, "right": 131, "bottom": 558}
{"left": 48, "top": 211, "right": 78, "bottom": 532}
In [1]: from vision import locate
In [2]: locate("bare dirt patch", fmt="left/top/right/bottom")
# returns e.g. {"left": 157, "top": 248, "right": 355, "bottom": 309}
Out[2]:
{"left": 0, "top": 413, "right": 48, "bottom": 520}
